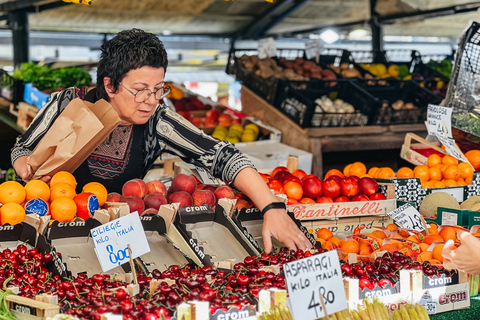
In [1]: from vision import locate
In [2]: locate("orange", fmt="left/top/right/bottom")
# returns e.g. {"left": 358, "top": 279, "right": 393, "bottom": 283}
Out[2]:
{"left": 0, "top": 203, "right": 26, "bottom": 225}
{"left": 422, "top": 181, "right": 434, "bottom": 188}
{"left": 368, "top": 167, "right": 379, "bottom": 177}
{"left": 417, "top": 251, "right": 433, "bottom": 262}
{"left": 442, "top": 155, "right": 458, "bottom": 166}
{"left": 443, "top": 165, "right": 460, "bottom": 180}
{"left": 457, "top": 178, "right": 467, "bottom": 186}
{"left": 50, "top": 171, "right": 77, "bottom": 188}
{"left": 24, "top": 180, "right": 50, "bottom": 202}
{"left": 323, "top": 241, "right": 337, "bottom": 251}
{"left": 358, "top": 246, "right": 374, "bottom": 262}
{"left": 397, "top": 167, "right": 414, "bottom": 178}
{"left": 372, "top": 230, "right": 386, "bottom": 239}
{"left": 349, "top": 162, "right": 367, "bottom": 177}
{"left": 439, "top": 227, "right": 456, "bottom": 242}
{"left": 431, "top": 181, "right": 445, "bottom": 188}
{"left": 418, "top": 243, "right": 430, "bottom": 252}
{"left": 0, "top": 181, "right": 25, "bottom": 205}
{"left": 428, "top": 154, "right": 442, "bottom": 168}
{"left": 328, "top": 236, "right": 341, "bottom": 247}
{"left": 427, "top": 224, "right": 439, "bottom": 235}
{"left": 443, "top": 179, "right": 457, "bottom": 187}
{"left": 82, "top": 182, "right": 108, "bottom": 206}
{"left": 340, "top": 240, "right": 360, "bottom": 254}
{"left": 324, "top": 169, "right": 344, "bottom": 180}
{"left": 50, "top": 197, "right": 77, "bottom": 222}
{"left": 414, "top": 165, "right": 429, "bottom": 182}
{"left": 376, "top": 167, "right": 395, "bottom": 179}
{"left": 458, "top": 162, "right": 474, "bottom": 180}
{"left": 432, "top": 244, "right": 445, "bottom": 263}
{"left": 380, "top": 244, "right": 397, "bottom": 253}
{"left": 386, "top": 223, "right": 398, "bottom": 231}
{"left": 428, "top": 167, "right": 442, "bottom": 181}
{"left": 465, "top": 150, "right": 480, "bottom": 171}
{"left": 316, "top": 228, "right": 334, "bottom": 241}
{"left": 423, "top": 234, "right": 444, "bottom": 245}
{"left": 283, "top": 181, "right": 303, "bottom": 201}
{"left": 50, "top": 182, "right": 76, "bottom": 202}
{"left": 299, "top": 198, "right": 315, "bottom": 204}
{"left": 343, "top": 164, "right": 352, "bottom": 177}
{"left": 406, "top": 235, "right": 420, "bottom": 243}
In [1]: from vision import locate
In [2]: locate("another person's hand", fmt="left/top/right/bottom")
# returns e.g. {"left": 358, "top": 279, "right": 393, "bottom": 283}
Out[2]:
{"left": 12, "top": 155, "right": 51, "bottom": 183}
{"left": 262, "top": 208, "right": 312, "bottom": 254}
{"left": 442, "top": 230, "right": 480, "bottom": 275}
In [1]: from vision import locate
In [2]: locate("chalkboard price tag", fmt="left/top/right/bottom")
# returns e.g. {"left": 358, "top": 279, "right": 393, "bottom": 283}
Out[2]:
{"left": 387, "top": 203, "right": 425, "bottom": 231}
{"left": 284, "top": 250, "right": 347, "bottom": 320}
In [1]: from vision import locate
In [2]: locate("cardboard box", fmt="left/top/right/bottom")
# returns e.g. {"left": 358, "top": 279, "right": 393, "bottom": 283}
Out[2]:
{"left": 400, "top": 133, "right": 446, "bottom": 166}
{"left": 235, "top": 140, "right": 313, "bottom": 174}
{"left": 23, "top": 83, "right": 50, "bottom": 110}
{"left": 378, "top": 172, "right": 480, "bottom": 207}
{"left": 411, "top": 283, "right": 470, "bottom": 314}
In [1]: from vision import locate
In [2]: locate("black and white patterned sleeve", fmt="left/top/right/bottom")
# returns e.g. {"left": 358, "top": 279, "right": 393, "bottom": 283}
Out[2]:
{"left": 11, "top": 88, "right": 77, "bottom": 166}
{"left": 155, "top": 108, "right": 256, "bottom": 184}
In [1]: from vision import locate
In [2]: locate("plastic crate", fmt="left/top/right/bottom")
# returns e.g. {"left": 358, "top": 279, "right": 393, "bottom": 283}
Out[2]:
{"left": 362, "top": 80, "right": 442, "bottom": 125}
{"left": 274, "top": 80, "right": 379, "bottom": 128}
{"left": 0, "top": 70, "right": 23, "bottom": 106}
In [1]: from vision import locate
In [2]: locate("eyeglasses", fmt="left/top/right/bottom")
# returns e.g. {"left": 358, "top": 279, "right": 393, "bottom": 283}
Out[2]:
{"left": 120, "top": 83, "right": 171, "bottom": 103}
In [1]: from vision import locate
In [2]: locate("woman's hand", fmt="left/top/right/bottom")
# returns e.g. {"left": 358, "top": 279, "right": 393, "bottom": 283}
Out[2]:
{"left": 12, "top": 155, "right": 51, "bottom": 183}
{"left": 262, "top": 208, "right": 312, "bottom": 254}
{"left": 442, "top": 230, "right": 480, "bottom": 275}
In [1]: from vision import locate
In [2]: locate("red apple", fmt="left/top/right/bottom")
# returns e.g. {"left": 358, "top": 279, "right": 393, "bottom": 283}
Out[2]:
{"left": 350, "top": 194, "right": 370, "bottom": 202}
{"left": 322, "top": 178, "right": 341, "bottom": 199}
{"left": 106, "top": 192, "right": 122, "bottom": 203}
{"left": 291, "top": 169, "right": 307, "bottom": 180}
{"left": 267, "top": 179, "right": 284, "bottom": 195}
{"left": 214, "top": 185, "right": 235, "bottom": 200}
{"left": 369, "top": 193, "right": 386, "bottom": 200}
{"left": 192, "top": 190, "right": 216, "bottom": 206}
{"left": 122, "top": 179, "right": 147, "bottom": 198}
{"left": 334, "top": 196, "right": 350, "bottom": 203}
{"left": 144, "top": 193, "right": 168, "bottom": 210}
{"left": 327, "top": 175, "right": 342, "bottom": 184}
{"left": 168, "top": 191, "right": 194, "bottom": 207}
{"left": 358, "top": 177, "right": 379, "bottom": 196}
{"left": 271, "top": 166, "right": 289, "bottom": 178}
{"left": 301, "top": 174, "right": 317, "bottom": 181}
{"left": 177, "top": 111, "right": 191, "bottom": 121}
{"left": 340, "top": 177, "right": 359, "bottom": 198}
{"left": 206, "top": 110, "right": 219, "bottom": 121}
{"left": 349, "top": 175, "right": 360, "bottom": 183}
{"left": 273, "top": 171, "right": 292, "bottom": 184}
{"left": 202, "top": 185, "right": 217, "bottom": 193}
{"left": 146, "top": 180, "right": 167, "bottom": 196}
{"left": 120, "top": 195, "right": 145, "bottom": 213}
{"left": 301, "top": 177, "right": 323, "bottom": 199}
{"left": 316, "top": 196, "right": 333, "bottom": 203}
{"left": 282, "top": 175, "right": 301, "bottom": 185}
{"left": 171, "top": 174, "right": 197, "bottom": 194}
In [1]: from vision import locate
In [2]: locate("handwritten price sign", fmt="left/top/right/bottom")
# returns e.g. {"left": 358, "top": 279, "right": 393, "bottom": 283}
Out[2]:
{"left": 387, "top": 203, "right": 424, "bottom": 231}
{"left": 284, "top": 250, "right": 346, "bottom": 320}
{"left": 427, "top": 105, "right": 452, "bottom": 138}
{"left": 258, "top": 37, "right": 277, "bottom": 59}
{"left": 91, "top": 212, "right": 150, "bottom": 272}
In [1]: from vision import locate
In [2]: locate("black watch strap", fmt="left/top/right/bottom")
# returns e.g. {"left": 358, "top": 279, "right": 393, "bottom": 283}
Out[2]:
{"left": 261, "top": 202, "right": 287, "bottom": 217}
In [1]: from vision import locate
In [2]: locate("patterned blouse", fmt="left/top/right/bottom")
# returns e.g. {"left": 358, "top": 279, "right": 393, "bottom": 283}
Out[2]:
{"left": 11, "top": 87, "right": 255, "bottom": 193}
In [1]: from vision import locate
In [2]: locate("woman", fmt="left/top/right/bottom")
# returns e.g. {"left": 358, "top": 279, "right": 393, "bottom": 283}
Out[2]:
{"left": 442, "top": 230, "right": 480, "bottom": 274}
{"left": 11, "top": 28, "right": 311, "bottom": 254}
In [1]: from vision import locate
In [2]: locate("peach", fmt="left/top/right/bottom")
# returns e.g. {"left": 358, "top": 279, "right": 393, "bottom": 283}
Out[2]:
{"left": 122, "top": 179, "right": 147, "bottom": 198}
{"left": 106, "top": 192, "right": 122, "bottom": 203}
{"left": 351, "top": 194, "right": 369, "bottom": 202}
{"left": 302, "top": 177, "right": 323, "bottom": 199}
{"left": 141, "top": 208, "right": 159, "bottom": 216}
{"left": 120, "top": 195, "right": 145, "bottom": 213}
{"left": 168, "top": 191, "right": 193, "bottom": 207}
{"left": 358, "top": 177, "right": 379, "bottom": 196}
{"left": 235, "top": 199, "right": 250, "bottom": 211}
{"left": 192, "top": 190, "right": 216, "bottom": 206}
{"left": 202, "top": 185, "right": 217, "bottom": 193}
{"left": 273, "top": 171, "right": 292, "bottom": 184}
{"left": 144, "top": 193, "right": 168, "bottom": 210}
{"left": 146, "top": 180, "right": 167, "bottom": 196}
{"left": 171, "top": 174, "right": 197, "bottom": 194}
{"left": 214, "top": 186, "right": 235, "bottom": 200}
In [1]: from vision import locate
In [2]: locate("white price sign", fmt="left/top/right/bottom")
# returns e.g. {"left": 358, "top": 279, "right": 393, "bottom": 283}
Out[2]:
{"left": 305, "top": 41, "right": 320, "bottom": 60}
{"left": 427, "top": 105, "right": 452, "bottom": 138}
{"left": 284, "top": 250, "right": 347, "bottom": 320}
{"left": 435, "top": 134, "right": 470, "bottom": 164}
{"left": 91, "top": 212, "right": 150, "bottom": 272}
{"left": 387, "top": 203, "right": 425, "bottom": 231}
{"left": 258, "top": 37, "right": 277, "bottom": 59}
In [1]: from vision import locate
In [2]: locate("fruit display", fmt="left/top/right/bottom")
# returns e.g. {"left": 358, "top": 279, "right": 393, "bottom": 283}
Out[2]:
{"left": 211, "top": 123, "right": 260, "bottom": 143}
{"left": 427, "top": 59, "right": 453, "bottom": 79}
{"left": 315, "top": 96, "right": 356, "bottom": 114}
{"left": 359, "top": 63, "right": 411, "bottom": 80}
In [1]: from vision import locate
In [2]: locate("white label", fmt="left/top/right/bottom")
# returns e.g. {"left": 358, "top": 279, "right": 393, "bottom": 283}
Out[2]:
{"left": 258, "top": 37, "right": 277, "bottom": 59}
{"left": 427, "top": 105, "right": 452, "bottom": 138}
{"left": 431, "top": 186, "right": 465, "bottom": 202}
{"left": 305, "top": 41, "right": 320, "bottom": 60}
{"left": 387, "top": 203, "right": 425, "bottom": 231}
{"left": 435, "top": 135, "right": 470, "bottom": 164}
{"left": 419, "top": 291, "right": 437, "bottom": 315}
{"left": 284, "top": 250, "right": 347, "bottom": 320}
{"left": 441, "top": 211, "right": 458, "bottom": 226}
{"left": 91, "top": 212, "right": 150, "bottom": 272}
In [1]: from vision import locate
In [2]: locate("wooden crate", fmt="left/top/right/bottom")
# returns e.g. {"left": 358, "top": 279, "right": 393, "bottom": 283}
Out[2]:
{"left": 17, "top": 102, "right": 38, "bottom": 131}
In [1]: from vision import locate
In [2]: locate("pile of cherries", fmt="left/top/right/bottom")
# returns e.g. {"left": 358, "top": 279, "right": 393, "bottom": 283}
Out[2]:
{"left": 341, "top": 251, "right": 455, "bottom": 291}
{"left": 0, "top": 244, "right": 321, "bottom": 320}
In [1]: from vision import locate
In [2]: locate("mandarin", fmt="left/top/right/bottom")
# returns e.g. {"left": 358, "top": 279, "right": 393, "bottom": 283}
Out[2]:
{"left": 50, "top": 182, "right": 76, "bottom": 202}
{"left": 328, "top": 237, "right": 341, "bottom": 247}
{"left": 349, "top": 162, "right": 367, "bottom": 177}
{"left": 386, "top": 223, "right": 398, "bottom": 231}
{"left": 458, "top": 162, "right": 474, "bottom": 181}
{"left": 316, "top": 228, "right": 333, "bottom": 241}
{"left": 324, "top": 169, "right": 344, "bottom": 180}
{"left": 50, "top": 197, "right": 77, "bottom": 222}
{"left": 0, "top": 181, "right": 25, "bottom": 205}
{"left": 25, "top": 180, "right": 50, "bottom": 202}
{"left": 82, "top": 182, "right": 108, "bottom": 206}
{"left": 414, "top": 165, "right": 429, "bottom": 182}
{"left": 428, "top": 167, "right": 442, "bottom": 181}
{"left": 50, "top": 171, "right": 77, "bottom": 188}
{"left": 397, "top": 167, "right": 414, "bottom": 179}
{"left": 340, "top": 240, "right": 360, "bottom": 254}
{"left": 443, "top": 165, "right": 460, "bottom": 180}
{"left": 439, "top": 227, "right": 456, "bottom": 242}
{"left": 417, "top": 251, "right": 433, "bottom": 262}
{"left": 343, "top": 164, "right": 352, "bottom": 177}
{"left": 428, "top": 154, "right": 442, "bottom": 168}
{"left": 376, "top": 167, "right": 395, "bottom": 179}
{"left": 421, "top": 181, "right": 434, "bottom": 188}
{"left": 443, "top": 179, "right": 457, "bottom": 187}
{"left": 372, "top": 230, "right": 386, "bottom": 239}
{"left": 368, "top": 167, "right": 379, "bottom": 177}
{"left": 423, "top": 234, "right": 444, "bottom": 245}
{"left": 0, "top": 203, "right": 26, "bottom": 225}
{"left": 442, "top": 155, "right": 458, "bottom": 166}
{"left": 432, "top": 244, "right": 445, "bottom": 263}
{"left": 432, "top": 181, "right": 445, "bottom": 188}
{"left": 465, "top": 150, "right": 480, "bottom": 171}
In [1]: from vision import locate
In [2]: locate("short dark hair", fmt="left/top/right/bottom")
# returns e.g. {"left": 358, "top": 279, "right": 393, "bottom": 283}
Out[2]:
{"left": 96, "top": 28, "right": 168, "bottom": 101}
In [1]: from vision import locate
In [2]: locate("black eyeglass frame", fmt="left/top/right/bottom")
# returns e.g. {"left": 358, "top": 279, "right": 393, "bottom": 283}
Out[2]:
{"left": 119, "top": 82, "right": 171, "bottom": 102}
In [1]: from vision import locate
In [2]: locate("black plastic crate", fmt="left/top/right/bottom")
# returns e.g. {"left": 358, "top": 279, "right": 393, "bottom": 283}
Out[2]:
{"left": 274, "top": 80, "right": 380, "bottom": 128}
{"left": 0, "top": 70, "right": 23, "bottom": 106}
{"left": 361, "top": 80, "right": 442, "bottom": 125}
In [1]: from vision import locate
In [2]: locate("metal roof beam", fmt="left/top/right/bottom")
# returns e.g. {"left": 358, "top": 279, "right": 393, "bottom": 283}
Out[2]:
{"left": 0, "top": 0, "right": 44, "bottom": 12}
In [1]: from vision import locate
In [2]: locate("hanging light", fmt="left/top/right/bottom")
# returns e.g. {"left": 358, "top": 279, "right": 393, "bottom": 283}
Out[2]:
{"left": 319, "top": 29, "right": 339, "bottom": 44}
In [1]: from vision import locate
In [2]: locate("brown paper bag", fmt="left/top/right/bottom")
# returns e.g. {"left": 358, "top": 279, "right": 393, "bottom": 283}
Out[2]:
{"left": 27, "top": 98, "right": 121, "bottom": 180}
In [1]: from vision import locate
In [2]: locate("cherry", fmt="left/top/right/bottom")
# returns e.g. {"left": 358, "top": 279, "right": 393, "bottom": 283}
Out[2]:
{"left": 359, "top": 278, "right": 373, "bottom": 290}
{"left": 237, "top": 275, "right": 250, "bottom": 286}
{"left": 378, "top": 278, "right": 392, "bottom": 288}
